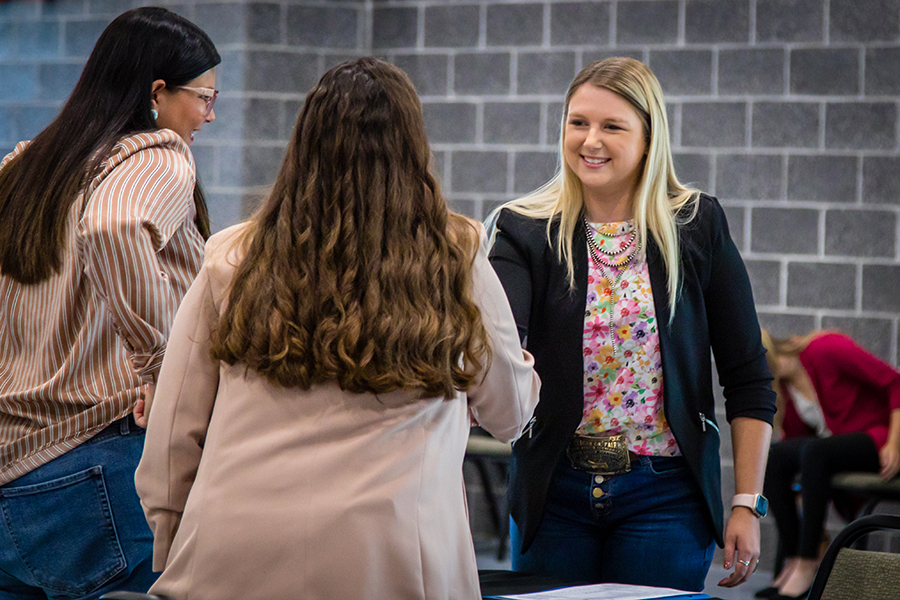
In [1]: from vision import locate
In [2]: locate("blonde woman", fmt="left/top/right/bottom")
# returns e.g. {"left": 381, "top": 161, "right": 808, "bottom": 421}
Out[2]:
{"left": 489, "top": 57, "right": 775, "bottom": 591}
{"left": 135, "top": 58, "right": 539, "bottom": 600}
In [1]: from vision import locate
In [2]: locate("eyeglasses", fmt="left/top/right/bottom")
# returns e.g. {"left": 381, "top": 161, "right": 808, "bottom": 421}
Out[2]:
{"left": 178, "top": 86, "right": 218, "bottom": 117}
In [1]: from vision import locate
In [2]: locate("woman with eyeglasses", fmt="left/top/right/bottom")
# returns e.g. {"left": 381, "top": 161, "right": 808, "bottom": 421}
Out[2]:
{"left": 0, "top": 8, "right": 218, "bottom": 599}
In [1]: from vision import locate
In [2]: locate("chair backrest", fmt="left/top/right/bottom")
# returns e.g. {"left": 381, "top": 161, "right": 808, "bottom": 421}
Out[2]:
{"left": 819, "top": 548, "right": 900, "bottom": 600}
{"left": 808, "top": 514, "right": 900, "bottom": 600}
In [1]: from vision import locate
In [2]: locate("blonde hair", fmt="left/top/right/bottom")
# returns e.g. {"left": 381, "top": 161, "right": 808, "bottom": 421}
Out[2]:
{"left": 491, "top": 57, "right": 698, "bottom": 318}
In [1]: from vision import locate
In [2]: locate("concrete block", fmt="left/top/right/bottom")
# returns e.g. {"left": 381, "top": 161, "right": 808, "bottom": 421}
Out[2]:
{"left": 483, "top": 102, "right": 541, "bottom": 144}
{"left": 486, "top": 3, "right": 544, "bottom": 47}
{"left": 648, "top": 50, "right": 713, "bottom": 96}
{"left": 241, "top": 192, "right": 267, "bottom": 221}
{"left": 546, "top": 101, "right": 564, "bottom": 146}
{"left": 2, "top": 1, "right": 41, "bottom": 19}
{"left": 39, "top": 63, "right": 84, "bottom": 102}
{"left": 718, "top": 49, "right": 784, "bottom": 95}
{"left": 787, "top": 155, "right": 857, "bottom": 202}
{"left": 288, "top": 6, "right": 360, "bottom": 49}
{"left": 422, "top": 102, "right": 477, "bottom": 144}
{"left": 582, "top": 49, "right": 645, "bottom": 66}
{"left": 242, "top": 143, "right": 287, "bottom": 187}
{"left": 750, "top": 207, "right": 818, "bottom": 254}
{"left": 744, "top": 259, "right": 781, "bottom": 306}
{"left": 247, "top": 4, "right": 283, "bottom": 45}
{"left": 681, "top": 102, "right": 746, "bottom": 148}
{"left": 756, "top": 0, "right": 824, "bottom": 42}
{"left": 431, "top": 150, "right": 446, "bottom": 186}
{"left": 198, "top": 97, "right": 241, "bottom": 142}
{"left": 825, "top": 103, "right": 897, "bottom": 150}
{"left": 757, "top": 312, "right": 817, "bottom": 337}
{"left": 425, "top": 5, "right": 479, "bottom": 48}
{"left": 283, "top": 99, "right": 303, "bottom": 140}
{"left": 673, "top": 153, "right": 711, "bottom": 192}
{"left": 751, "top": 102, "right": 819, "bottom": 148}
{"left": 830, "top": 0, "right": 900, "bottom": 43}
{"left": 550, "top": 2, "right": 610, "bottom": 46}
{"left": 863, "top": 157, "right": 900, "bottom": 205}
{"left": 513, "top": 151, "right": 558, "bottom": 194}
{"left": 820, "top": 316, "right": 894, "bottom": 363}
{"left": 62, "top": 19, "right": 107, "bottom": 57}
{"left": 0, "top": 64, "right": 38, "bottom": 102}
{"left": 391, "top": 54, "right": 448, "bottom": 96}
{"left": 863, "top": 265, "right": 900, "bottom": 312}
{"left": 243, "top": 98, "right": 281, "bottom": 141}
{"left": 15, "top": 106, "right": 58, "bottom": 141}
{"left": 517, "top": 51, "right": 576, "bottom": 95}
{"left": 215, "top": 49, "right": 246, "bottom": 93}
{"left": 88, "top": 0, "right": 145, "bottom": 16}
{"left": 452, "top": 151, "right": 508, "bottom": 193}
{"left": 0, "top": 107, "right": 12, "bottom": 143}
{"left": 216, "top": 144, "right": 244, "bottom": 188}
{"left": 42, "top": 0, "right": 87, "bottom": 17}
{"left": 446, "top": 197, "right": 480, "bottom": 220}
{"left": 19, "top": 20, "right": 60, "bottom": 58}
{"left": 245, "top": 51, "right": 319, "bottom": 94}
{"left": 790, "top": 48, "right": 859, "bottom": 95}
{"left": 207, "top": 192, "right": 244, "bottom": 232}
{"left": 0, "top": 23, "right": 14, "bottom": 59}
{"left": 787, "top": 262, "right": 856, "bottom": 309}
{"left": 189, "top": 143, "right": 215, "bottom": 185}
{"left": 866, "top": 47, "right": 900, "bottom": 95}
{"left": 716, "top": 154, "right": 783, "bottom": 200}
{"left": 455, "top": 52, "right": 511, "bottom": 95}
{"left": 685, "top": 0, "right": 750, "bottom": 43}
{"left": 372, "top": 7, "right": 417, "bottom": 50}
{"left": 825, "top": 210, "right": 897, "bottom": 258}
{"left": 616, "top": 0, "right": 678, "bottom": 44}
{"left": 722, "top": 205, "right": 744, "bottom": 249}
{"left": 195, "top": 3, "right": 245, "bottom": 45}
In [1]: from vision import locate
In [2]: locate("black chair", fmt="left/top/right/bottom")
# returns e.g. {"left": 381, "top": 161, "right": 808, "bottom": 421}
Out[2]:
{"left": 806, "top": 514, "right": 900, "bottom": 600}
{"left": 465, "top": 430, "right": 512, "bottom": 560}
{"left": 830, "top": 472, "right": 900, "bottom": 518}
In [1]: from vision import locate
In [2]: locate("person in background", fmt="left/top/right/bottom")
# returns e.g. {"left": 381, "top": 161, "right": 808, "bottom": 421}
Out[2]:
{"left": 0, "top": 8, "right": 218, "bottom": 599}
{"left": 488, "top": 56, "right": 776, "bottom": 592}
{"left": 757, "top": 330, "right": 900, "bottom": 600}
{"left": 135, "top": 57, "right": 540, "bottom": 600}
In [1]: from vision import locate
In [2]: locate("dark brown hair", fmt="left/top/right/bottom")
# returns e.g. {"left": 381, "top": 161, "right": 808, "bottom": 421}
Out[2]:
{"left": 211, "top": 58, "right": 490, "bottom": 399}
{"left": 0, "top": 7, "right": 219, "bottom": 284}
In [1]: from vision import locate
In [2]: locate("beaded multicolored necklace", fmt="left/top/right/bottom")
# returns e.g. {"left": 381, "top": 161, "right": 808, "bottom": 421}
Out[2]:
{"left": 583, "top": 217, "right": 642, "bottom": 357}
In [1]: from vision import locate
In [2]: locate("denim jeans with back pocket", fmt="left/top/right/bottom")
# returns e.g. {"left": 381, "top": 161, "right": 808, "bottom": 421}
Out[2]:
{"left": 0, "top": 416, "right": 157, "bottom": 600}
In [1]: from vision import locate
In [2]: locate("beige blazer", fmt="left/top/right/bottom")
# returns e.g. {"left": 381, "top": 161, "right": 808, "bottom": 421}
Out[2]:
{"left": 135, "top": 222, "right": 540, "bottom": 600}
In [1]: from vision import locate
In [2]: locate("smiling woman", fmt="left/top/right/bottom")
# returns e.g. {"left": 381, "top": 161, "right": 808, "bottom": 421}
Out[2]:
{"left": 487, "top": 57, "right": 776, "bottom": 592}
{"left": 0, "top": 7, "right": 219, "bottom": 599}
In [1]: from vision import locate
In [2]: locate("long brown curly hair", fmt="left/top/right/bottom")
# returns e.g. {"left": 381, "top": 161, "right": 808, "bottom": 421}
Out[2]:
{"left": 211, "top": 58, "right": 490, "bottom": 399}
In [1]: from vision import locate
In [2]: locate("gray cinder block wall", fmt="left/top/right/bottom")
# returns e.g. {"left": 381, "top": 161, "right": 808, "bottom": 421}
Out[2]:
{"left": 2, "top": 0, "right": 900, "bottom": 571}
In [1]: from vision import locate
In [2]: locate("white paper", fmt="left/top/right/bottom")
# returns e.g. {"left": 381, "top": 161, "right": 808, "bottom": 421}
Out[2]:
{"left": 493, "top": 582, "right": 696, "bottom": 600}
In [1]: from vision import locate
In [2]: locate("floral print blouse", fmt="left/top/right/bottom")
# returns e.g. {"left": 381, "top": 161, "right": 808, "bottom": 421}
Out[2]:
{"left": 577, "top": 220, "right": 679, "bottom": 456}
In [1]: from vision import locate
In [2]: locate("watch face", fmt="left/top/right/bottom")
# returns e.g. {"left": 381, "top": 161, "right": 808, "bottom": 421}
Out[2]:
{"left": 755, "top": 495, "right": 769, "bottom": 517}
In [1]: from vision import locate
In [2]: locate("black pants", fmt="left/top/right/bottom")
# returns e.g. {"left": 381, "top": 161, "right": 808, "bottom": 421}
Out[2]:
{"left": 763, "top": 432, "right": 880, "bottom": 558}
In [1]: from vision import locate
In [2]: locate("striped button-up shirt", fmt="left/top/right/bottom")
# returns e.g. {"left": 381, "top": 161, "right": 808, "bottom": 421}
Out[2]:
{"left": 0, "top": 130, "right": 204, "bottom": 485}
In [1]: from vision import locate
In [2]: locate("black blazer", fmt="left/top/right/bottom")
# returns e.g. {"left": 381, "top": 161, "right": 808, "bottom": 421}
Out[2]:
{"left": 489, "top": 194, "right": 776, "bottom": 552}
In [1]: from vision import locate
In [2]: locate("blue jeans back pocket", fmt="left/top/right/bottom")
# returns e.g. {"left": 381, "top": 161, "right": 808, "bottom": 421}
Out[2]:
{"left": 0, "top": 465, "right": 126, "bottom": 596}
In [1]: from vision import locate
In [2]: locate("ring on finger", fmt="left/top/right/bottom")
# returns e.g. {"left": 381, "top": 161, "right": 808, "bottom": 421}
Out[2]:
{"left": 738, "top": 559, "right": 751, "bottom": 566}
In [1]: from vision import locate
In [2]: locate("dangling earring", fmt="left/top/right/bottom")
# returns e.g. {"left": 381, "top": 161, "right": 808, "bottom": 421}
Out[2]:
{"left": 151, "top": 109, "right": 158, "bottom": 121}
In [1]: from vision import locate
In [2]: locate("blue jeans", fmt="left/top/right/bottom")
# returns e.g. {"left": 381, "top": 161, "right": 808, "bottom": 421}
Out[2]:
{"left": 0, "top": 416, "right": 157, "bottom": 600}
{"left": 511, "top": 456, "right": 715, "bottom": 592}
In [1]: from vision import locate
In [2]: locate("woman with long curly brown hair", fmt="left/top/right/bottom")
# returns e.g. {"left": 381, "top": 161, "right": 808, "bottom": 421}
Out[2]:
{"left": 135, "top": 57, "right": 540, "bottom": 600}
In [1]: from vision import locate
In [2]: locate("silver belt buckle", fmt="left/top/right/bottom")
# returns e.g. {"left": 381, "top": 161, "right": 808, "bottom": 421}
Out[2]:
{"left": 566, "top": 432, "right": 631, "bottom": 475}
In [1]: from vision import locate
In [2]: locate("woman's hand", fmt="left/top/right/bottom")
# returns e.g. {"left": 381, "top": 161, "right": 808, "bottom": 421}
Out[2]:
{"left": 718, "top": 507, "right": 761, "bottom": 587}
{"left": 880, "top": 441, "right": 900, "bottom": 480}
{"left": 134, "top": 383, "right": 156, "bottom": 428}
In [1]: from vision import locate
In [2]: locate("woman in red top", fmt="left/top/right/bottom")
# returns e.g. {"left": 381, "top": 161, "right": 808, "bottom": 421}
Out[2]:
{"left": 759, "top": 330, "right": 900, "bottom": 600}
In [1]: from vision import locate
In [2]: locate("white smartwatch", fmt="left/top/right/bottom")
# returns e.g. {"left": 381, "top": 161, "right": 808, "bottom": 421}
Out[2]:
{"left": 732, "top": 493, "right": 768, "bottom": 518}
